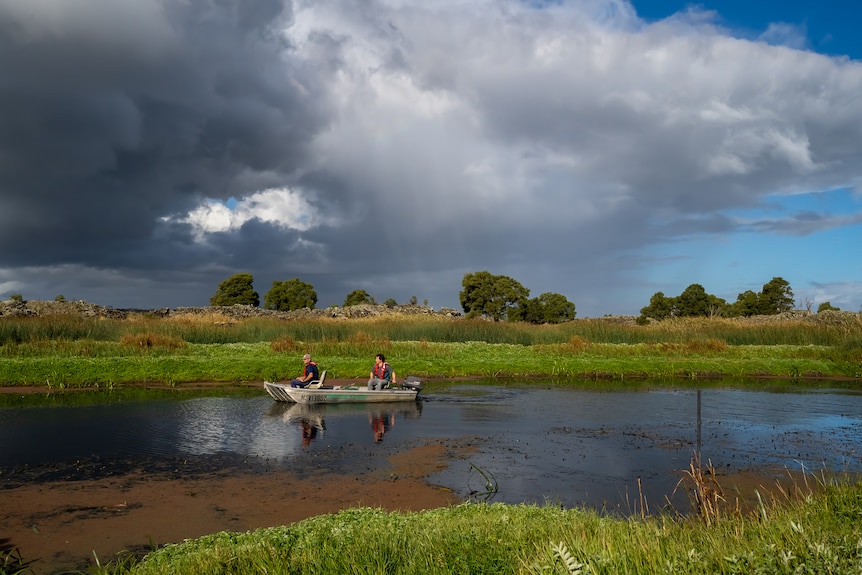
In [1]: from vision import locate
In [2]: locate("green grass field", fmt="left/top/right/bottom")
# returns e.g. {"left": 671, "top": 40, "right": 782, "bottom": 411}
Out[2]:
{"left": 1, "top": 312, "right": 861, "bottom": 387}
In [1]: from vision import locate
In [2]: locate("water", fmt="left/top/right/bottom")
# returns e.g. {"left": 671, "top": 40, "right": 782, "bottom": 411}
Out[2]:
{"left": 2, "top": 382, "right": 861, "bottom": 511}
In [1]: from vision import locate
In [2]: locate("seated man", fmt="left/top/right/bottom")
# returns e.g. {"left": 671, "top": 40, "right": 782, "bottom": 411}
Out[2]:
{"left": 367, "top": 353, "right": 395, "bottom": 390}
{"left": 290, "top": 354, "right": 320, "bottom": 388}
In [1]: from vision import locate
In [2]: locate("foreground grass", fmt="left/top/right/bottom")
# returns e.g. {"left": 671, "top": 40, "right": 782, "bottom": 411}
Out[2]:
{"left": 107, "top": 478, "right": 862, "bottom": 575}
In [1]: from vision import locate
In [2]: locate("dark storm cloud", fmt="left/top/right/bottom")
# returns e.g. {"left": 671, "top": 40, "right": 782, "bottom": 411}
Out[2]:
{"left": 0, "top": 0, "right": 324, "bottom": 266}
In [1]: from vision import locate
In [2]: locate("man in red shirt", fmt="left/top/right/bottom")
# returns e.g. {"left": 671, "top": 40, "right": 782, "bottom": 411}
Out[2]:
{"left": 367, "top": 353, "right": 395, "bottom": 390}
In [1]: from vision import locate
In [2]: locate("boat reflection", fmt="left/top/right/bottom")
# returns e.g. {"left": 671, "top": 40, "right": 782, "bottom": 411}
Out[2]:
{"left": 266, "top": 401, "right": 423, "bottom": 446}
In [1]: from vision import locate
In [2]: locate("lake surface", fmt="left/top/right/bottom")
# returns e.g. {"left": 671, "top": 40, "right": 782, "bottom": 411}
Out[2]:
{"left": 2, "top": 381, "right": 862, "bottom": 512}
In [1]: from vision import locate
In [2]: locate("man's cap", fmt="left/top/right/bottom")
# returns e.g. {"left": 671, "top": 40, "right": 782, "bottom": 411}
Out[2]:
{"left": 302, "top": 354, "right": 311, "bottom": 360}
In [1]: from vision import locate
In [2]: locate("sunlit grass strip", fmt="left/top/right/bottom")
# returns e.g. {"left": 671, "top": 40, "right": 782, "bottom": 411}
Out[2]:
{"left": 0, "top": 339, "right": 858, "bottom": 387}
{"left": 123, "top": 480, "right": 862, "bottom": 575}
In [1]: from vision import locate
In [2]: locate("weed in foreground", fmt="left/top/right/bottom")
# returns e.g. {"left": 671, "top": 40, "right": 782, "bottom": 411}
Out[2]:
{"left": 467, "top": 463, "right": 499, "bottom": 502}
{"left": 673, "top": 453, "right": 727, "bottom": 526}
{"left": 75, "top": 549, "right": 140, "bottom": 575}
{"left": 0, "top": 539, "right": 34, "bottom": 575}
{"left": 530, "top": 542, "right": 585, "bottom": 575}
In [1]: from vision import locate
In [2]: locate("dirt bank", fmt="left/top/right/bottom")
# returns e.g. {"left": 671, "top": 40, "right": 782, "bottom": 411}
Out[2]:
{"left": 1, "top": 441, "right": 470, "bottom": 575}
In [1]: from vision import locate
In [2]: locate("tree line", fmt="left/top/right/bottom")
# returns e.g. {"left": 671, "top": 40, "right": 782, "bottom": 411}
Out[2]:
{"left": 209, "top": 273, "right": 425, "bottom": 313}
{"left": 638, "top": 276, "right": 799, "bottom": 323}
{"left": 209, "top": 272, "right": 840, "bottom": 324}
{"left": 208, "top": 271, "right": 576, "bottom": 324}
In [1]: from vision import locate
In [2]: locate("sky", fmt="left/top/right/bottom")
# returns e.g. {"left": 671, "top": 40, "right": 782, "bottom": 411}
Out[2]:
{"left": 1, "top": 0, "right": 860, "bottom": 317}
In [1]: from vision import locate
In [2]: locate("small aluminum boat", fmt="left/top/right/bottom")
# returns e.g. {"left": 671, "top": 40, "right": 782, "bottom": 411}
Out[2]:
{"left": 264, "top": 372, "right": 422, "bottom": 404}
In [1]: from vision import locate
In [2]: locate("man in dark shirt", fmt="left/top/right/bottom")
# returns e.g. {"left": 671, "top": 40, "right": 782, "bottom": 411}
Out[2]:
{"left": 290, "top": 353, "right": 319, "bottom": 388}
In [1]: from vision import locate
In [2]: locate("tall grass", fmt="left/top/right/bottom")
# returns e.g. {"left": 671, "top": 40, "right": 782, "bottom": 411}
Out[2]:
{"left": 2, "top": 313, "right": 861, "bottom": 347}
{"left": 0, "top": 315, "right": 123, "bottom": 343}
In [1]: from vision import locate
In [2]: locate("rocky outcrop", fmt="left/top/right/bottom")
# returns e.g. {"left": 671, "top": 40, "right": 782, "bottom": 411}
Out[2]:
{"left": 0, "top": 299, "right": 129, "bottom": 319}
{"left": 165, "top": 303, "right": 463, "bottom": 320}
{"left": 0, "top": 299, "right": 462, "bottom": 320}
{"left": 1, "top": 299, "right": 857, "bottom": 324}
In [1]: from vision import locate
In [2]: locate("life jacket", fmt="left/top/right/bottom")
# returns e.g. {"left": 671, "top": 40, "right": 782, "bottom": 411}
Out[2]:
{"left": 305, "top": 361, "right": 318, "bottom": 378}
{"left": 373, "top": 362, "right": 390, "bottom": 380}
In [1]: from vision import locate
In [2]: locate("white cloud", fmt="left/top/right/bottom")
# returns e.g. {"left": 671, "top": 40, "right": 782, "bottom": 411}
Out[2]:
{"left": 759, "top": 22, "right": 809, "bottom": 51}
{"left": 0, "top": 279, "right": 24, "bottom": 298}
{"left": 165, "top": 187, "right": 328, "bottom": 241}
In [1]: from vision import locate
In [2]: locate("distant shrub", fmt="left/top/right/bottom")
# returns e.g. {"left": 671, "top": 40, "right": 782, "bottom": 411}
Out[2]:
{"left": 563, "top": 335, "right": 589, "bottom": 353}
{"left": 347, "top": 331, "right": 375, "bottom": 347}
{"left": 271, "top": 336, "right": 299, "bottom": 353}
{"left": 119, "top": 332, "right": 186, "bottom": 350}
{"left": 686, "top": 338, "right": 728, "bottom": 353}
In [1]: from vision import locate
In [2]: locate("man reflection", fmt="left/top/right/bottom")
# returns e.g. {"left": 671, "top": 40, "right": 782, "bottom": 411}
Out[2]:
{"left": 299, "top": 416, "right": 325, "bottom": 447}
{"left": 370, "top": 411, "right": 395, "bottom": 443}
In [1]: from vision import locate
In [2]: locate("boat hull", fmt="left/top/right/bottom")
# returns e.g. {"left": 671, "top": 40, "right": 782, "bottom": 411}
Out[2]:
{"left": 263, "top": 380, "right": 296, "bottom": 402}
{"left": 264, "top": 381, "right": 419, "bottom": 404}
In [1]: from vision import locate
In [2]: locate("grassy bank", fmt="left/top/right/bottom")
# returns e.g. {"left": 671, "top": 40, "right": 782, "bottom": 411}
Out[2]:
{"left": 1, "top": 313, "right": 861, "bottom": 386}
{"left": 102, "top": 475, "right": 862, "bottom": 575}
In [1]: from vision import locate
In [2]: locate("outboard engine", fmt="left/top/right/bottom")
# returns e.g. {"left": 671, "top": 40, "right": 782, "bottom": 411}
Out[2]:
{"left": 400, "top": 376, "right": 422, "bottom": 392}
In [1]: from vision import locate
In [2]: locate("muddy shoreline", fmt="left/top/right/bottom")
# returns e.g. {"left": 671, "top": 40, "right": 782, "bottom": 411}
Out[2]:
{"left": 1, "top": 439, "right": 471, "bottom": 575}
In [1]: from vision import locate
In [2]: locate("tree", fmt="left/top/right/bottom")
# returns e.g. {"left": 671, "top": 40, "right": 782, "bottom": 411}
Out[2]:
{"left": 706, "top": 294, "right": 729, "bottom": 318}
{"left": 459, "top": 271, "right": 529, "bottom": 321}
{"left": 730, "top": 290, "right": 760, "bottom": 317}
{"left": 210, "top": 273, "right": 259, "bottom": 307}
{"left": 522, "top": 292, "right": 576, "bottom": 324}
{"left": 759, "top": 277, "right": 794, "bottom": 314}
{"left": 384, "top": 298, "right": 397, "bottom": 308}
{"left": 344, "top": 289, "right": 372, "bottom": 307}
{"left": 675, "top": 284, "right": 710, "bottom": 317}
{"left": 639, "top": 291, "right": 674, "bottom": 321}
{"left": 817, "top": 301, "right": 840, "bottom": 313}
{"left": 727, "top": 278, "right": 795, "bottom": 316}
{"left": 640, "top": 285, "right": 729, "bottom": 321}
{"left": 264, "top": 279, "right": 317, "bottom": 311}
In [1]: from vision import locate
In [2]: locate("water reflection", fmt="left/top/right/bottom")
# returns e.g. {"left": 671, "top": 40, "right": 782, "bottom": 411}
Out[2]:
{"left": 266, "top": 401, "right": 422, "bottom": 446}
{"left": 2, "top": 383, "right": 861, "bottom": 512}
{"left": 369, "top": 411, "right": 395, "bottom": 442}
{"left": 421, "top": 383, "right": 862, "bottom": 510}
{"left": 300, "top": 418, "right": 325, "bottom": 446}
